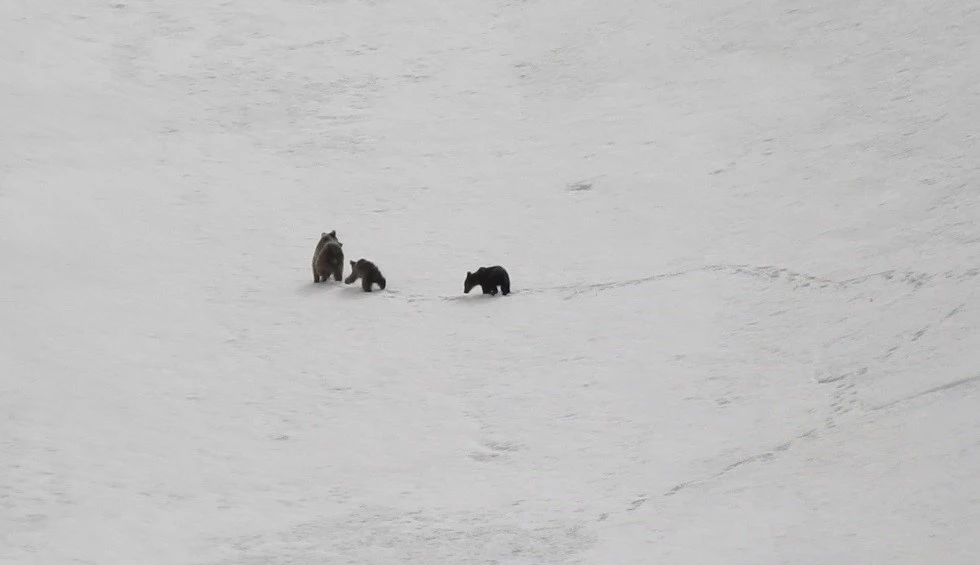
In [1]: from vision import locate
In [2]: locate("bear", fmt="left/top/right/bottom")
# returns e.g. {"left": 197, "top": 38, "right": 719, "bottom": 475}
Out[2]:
{"left": 464, "top": 266, "right": 510, "bottom": 296}
{"left": 312, "top": 230, "right": 344, "bottom": 283}
{"left": 344, "top": 258, "right": 387, "bottom": 292}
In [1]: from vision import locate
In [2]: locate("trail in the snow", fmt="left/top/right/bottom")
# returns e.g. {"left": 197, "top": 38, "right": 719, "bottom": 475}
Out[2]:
{"left": 377, "top": 263, "right": 980, "bottom": 303}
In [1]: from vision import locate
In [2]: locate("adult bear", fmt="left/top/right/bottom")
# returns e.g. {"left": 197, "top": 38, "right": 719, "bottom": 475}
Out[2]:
{"left": 312, "top": 230, "right": 344, "bottom": 283}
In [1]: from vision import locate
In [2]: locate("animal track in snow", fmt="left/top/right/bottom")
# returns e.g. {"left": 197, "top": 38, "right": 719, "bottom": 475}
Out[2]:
{"left": 661, "top": 433, "right": 809, "bottom": 498}
{"left": 351, "top": 265, "right": 978, "bottom": 304}
{"left": 871, "top": 374, "right": 980, "bottom": 412}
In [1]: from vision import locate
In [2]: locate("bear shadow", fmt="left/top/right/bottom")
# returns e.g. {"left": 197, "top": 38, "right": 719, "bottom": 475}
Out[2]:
{"left": 337, "top": 284, "right": 388, "bottom": 298}
{"left": 446, "top": 293, "right": 508, "bottom": 305}
{"left": 297, "top": 280, "right": 345, "bottom": 295}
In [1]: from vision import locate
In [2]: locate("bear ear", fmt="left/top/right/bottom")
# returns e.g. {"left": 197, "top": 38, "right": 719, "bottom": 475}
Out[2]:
{"left": 350, "top": 260, "right": 356, "bottom": 266}
{"left": 466, "top": 271, "right": 472, "bottom": 276}
{"left": 321, "top": 232, "right": 327, "bottom": 238}
{"left": 329, "top": 230, "right": 336, "bottom": 237}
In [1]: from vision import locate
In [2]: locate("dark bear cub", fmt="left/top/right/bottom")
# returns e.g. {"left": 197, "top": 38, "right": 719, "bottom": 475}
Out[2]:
{"left": 345, "top": 258, "right": 387, "bottom": 292}
{"left": 312, "top": 230, "right": 344, "bottom": 283}
{"left": 464, "top": 266, "right": 510, "bottom": 296}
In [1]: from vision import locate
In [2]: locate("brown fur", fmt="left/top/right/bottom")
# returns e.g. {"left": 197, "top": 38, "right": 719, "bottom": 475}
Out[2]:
{"left": 344, "top": 258, "right": 386, "bottom": 292}
{"left": 464, "top": 265, "right": 510, "bottom": 296}
{"left": 312, "top": 231, "right": 344, "bottom": 283}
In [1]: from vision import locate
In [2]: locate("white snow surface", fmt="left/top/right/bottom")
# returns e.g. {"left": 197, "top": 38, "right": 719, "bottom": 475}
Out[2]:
{"left": 2, "top": 0, "right": 979, "bottom": 563}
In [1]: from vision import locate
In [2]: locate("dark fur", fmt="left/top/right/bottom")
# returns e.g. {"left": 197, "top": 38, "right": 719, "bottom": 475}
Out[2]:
{"left": 312, "top": 230, "right": 344, "bottom": 283}
{"left": 464, "top": 266, "right": 510, "bottom": 296}
{"left": 345, "top": 258, "right": 386, "bottom": 292}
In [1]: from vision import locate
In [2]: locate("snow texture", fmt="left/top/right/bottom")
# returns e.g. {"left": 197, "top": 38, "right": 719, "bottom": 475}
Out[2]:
{"left": 2, "top": 0, "right": 979, "bottom": 563}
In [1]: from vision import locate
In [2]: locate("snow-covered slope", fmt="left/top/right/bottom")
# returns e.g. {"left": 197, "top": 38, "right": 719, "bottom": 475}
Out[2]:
{"left": 2, "top": 0, "right": 978, "bottom": 563}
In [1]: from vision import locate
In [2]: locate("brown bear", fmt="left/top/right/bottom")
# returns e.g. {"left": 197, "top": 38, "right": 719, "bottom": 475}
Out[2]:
{"left": 464, "top": 266, "right": 510, "bottom": 296}
{"left": 312, "top": 230, "right": 344, "bottom": 283}
{"left": 344, "top": 258, "right": 386, "bottom": 292}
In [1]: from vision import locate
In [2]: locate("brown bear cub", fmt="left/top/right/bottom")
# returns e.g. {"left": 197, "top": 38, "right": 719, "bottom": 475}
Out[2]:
{"left": 312, "top": 230, "right": 344, "bottom": 283}
{"left": 464, "top": 266, "right": 510, "bottom": 296}
{"left": 345, "top": 258, "right": 387, "bottom": 292}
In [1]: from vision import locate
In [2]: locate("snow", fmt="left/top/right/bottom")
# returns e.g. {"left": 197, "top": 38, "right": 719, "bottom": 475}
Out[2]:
{"left": 2, "top": 0, "right": 978, "bottom": 563}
